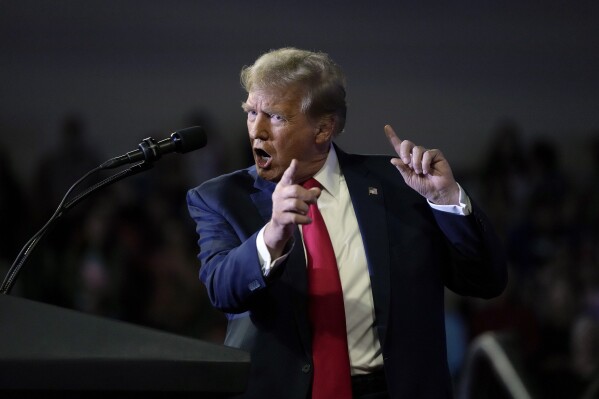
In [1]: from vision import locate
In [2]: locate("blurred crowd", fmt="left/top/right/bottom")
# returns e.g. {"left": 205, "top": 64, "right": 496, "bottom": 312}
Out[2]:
{"left": 1, "top": 115, "right": 598, "bottom": 397}
{"left": 0, "top": 113, "right": 244, "bottom": 343}
{"left": 451, "top": 120, "right": 599, "bottom": 397}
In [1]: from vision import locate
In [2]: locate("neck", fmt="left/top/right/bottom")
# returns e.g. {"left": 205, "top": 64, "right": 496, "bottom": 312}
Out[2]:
{"left": 296, "top": 143, "right": 330, "bottom": 183}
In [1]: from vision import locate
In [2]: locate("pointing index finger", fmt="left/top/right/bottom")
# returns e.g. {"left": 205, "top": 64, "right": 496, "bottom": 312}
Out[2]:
{"left": 280, "top": 159, "right": 298, "bottom": 186}
{"left": 385, "top": 124, "right": 413, "bottom": 167}
{"left": 384, "top": 124, "right": 402, "bottom": 151}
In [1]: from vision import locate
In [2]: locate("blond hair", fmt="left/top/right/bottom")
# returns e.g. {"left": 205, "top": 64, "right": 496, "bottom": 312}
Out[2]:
{"left": 241, "top": 47, "right": 347, "bottom": 135}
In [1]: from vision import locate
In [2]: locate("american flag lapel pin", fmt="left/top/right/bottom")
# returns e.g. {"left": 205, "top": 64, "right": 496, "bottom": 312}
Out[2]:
{"left": 368, "top": 187, "right": 378, "bottom": 195}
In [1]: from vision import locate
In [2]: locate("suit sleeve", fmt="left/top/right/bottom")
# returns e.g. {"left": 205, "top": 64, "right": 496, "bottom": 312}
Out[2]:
{"left": 187, "top": 186, "right": 268, "bottom": 313}
{"left": 432, "top": 200, "right": 508, "bottom": 299}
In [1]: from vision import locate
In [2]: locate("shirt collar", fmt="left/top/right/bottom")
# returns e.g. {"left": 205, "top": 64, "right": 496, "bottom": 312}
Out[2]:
{"left": 312, "top": 145, "right": 341, "bottom": 199}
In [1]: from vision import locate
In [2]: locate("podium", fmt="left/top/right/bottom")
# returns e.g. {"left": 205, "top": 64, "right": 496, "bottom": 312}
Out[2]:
{"left": 0, "top": 294, "right": 249, "bottom": 397}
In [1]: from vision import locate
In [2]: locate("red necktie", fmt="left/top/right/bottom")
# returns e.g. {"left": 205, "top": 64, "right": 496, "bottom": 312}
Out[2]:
{"left": 302, "top": 178, "right": 353, "bottom": 399}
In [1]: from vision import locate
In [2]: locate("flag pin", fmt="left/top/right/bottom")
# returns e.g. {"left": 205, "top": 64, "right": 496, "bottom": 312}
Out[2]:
{"left": 368, "top": 187, "right": 378, "bottom": 195}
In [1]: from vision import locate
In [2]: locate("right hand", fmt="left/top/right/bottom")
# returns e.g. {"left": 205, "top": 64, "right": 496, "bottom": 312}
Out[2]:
{"left": 263, "top": 159, "right": 321, "bottom": 258}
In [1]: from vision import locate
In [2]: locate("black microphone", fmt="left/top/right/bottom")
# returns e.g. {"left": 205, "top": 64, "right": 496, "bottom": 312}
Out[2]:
{"left": 101, "top": 126, "right": 207, "bottom": 169}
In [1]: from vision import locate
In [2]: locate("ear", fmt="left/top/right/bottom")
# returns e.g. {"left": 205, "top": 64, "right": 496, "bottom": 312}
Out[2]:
{"left": 314, "top": 115, "right": 336, "bottom": 144}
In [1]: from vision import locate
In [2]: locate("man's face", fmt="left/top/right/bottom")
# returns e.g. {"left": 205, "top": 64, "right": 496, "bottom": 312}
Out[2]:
{"left": 242, "top": 85, "right": 326, "bottom": 182}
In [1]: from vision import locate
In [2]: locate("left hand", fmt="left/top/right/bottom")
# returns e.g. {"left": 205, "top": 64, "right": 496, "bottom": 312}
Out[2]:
{"left": 384, "top": 124, "right": 460, "bottom": 205}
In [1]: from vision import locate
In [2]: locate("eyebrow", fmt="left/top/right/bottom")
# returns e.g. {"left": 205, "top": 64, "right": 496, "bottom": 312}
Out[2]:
{"left": 241, "top": 101, "right": 284, "bottom": 117}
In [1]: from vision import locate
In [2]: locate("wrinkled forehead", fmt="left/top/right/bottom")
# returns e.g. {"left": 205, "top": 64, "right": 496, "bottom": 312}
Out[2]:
{"left": 246, "top": 85, "right": 307, "bottom": 108}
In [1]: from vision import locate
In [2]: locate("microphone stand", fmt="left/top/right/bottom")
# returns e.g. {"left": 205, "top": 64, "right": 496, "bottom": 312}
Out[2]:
{"left": 0, "top": 160, "right": 154, "bottom": 295}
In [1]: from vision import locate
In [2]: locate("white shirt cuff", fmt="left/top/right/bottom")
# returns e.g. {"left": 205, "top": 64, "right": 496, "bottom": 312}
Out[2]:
{"left": 256, "top": 225, "right": 293, "bottom": 276}
{"left": 427, "top": 183, "right": 472, "bottom": 216}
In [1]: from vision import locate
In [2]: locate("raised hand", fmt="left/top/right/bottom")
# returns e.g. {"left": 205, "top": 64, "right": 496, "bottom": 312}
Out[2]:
{"left": 263, "top": 159, "right": 321, "bottom": 257}
{"left": 384, "top": 124, "right": 459, "bottom": 205}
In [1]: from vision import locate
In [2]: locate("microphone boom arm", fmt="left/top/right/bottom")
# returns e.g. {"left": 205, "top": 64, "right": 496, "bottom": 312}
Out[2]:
{"left": 0, "top": 161, "right": 154, "bottom": 295}
{"left": 0, "top": 125, "right": 206, "bottom": 295}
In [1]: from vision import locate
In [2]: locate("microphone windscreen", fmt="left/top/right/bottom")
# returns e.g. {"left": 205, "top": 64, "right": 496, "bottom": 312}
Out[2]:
{"left": 173, "top": 126, "right": 207, "bottom": 153}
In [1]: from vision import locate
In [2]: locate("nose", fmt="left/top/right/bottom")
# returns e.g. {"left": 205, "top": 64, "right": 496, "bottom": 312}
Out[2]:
{"left": 249, "top": 113, "right": 269, "bottom": 140}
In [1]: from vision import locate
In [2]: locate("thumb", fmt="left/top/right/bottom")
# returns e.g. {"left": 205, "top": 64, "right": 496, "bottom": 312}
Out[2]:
{"left": 390, "top": 157, "right": 413, "bottom": 181}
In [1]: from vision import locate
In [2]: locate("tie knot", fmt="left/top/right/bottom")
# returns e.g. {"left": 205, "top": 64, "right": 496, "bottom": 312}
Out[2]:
{"left": 302, "top": 177, "right": 321, "bottom": 190}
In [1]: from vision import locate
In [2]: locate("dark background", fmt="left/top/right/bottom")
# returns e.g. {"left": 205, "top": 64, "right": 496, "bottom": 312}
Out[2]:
{"left": 2, "top": 1, "right": 598, "bottom": 178}
{"left": 1, "top": 1, "right": 599, "bottom": 397}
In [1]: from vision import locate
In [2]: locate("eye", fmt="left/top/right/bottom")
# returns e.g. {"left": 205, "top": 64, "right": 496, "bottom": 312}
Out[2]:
{"left": 271, "top": 114, "right": 286, "bottom": 122}
{"left": 247, "top": 110, "right": 257, "bottom": 121}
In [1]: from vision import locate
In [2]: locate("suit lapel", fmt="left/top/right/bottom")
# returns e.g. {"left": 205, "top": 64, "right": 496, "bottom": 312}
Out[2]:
{"left": 248, "top": 168, "right": 312, "bottom": 357}
{"left": 249, "top": 168, "right": 276, "bottom": 222}
{"left": 282, "top": 229, "right": 312, "bottom": 358}
{"left": 337, "top": 147, "right": 391, "bottom": 347}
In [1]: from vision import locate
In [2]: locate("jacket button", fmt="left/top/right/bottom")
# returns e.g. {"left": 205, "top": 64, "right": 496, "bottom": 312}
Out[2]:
{"left": 302, "top": 364, "right": 311, "bottom": 373}
{"left": 248, "top": 280, "right": 261, "bottom": 291}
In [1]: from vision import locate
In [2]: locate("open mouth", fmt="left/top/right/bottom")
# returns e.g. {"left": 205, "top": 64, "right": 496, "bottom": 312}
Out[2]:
{"left": 254, "top": 148, "right": 272, "bottom": 168}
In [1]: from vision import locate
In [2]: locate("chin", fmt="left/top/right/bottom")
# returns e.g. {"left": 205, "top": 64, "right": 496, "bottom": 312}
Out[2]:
{"left": 256, "top": 167, "right": 282, "bottom": 182}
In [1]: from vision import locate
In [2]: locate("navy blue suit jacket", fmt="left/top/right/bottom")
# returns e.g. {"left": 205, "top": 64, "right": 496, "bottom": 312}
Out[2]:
{"left": 187, "top": 146, "right": 507, "bottom": 398}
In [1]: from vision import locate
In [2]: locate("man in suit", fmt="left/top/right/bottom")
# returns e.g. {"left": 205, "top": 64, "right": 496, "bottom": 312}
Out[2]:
{"left": 187, "top": 47, "right": 507, "bottom": 398}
